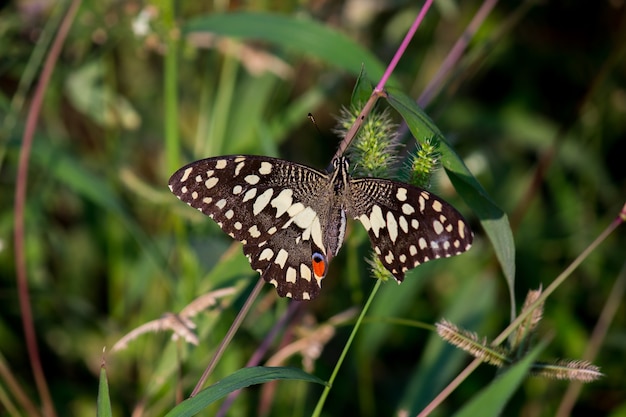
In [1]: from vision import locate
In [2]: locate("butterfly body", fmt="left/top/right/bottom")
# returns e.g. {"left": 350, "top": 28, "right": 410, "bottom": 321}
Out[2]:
{"left": 169, "top": 155, "right": 472, "bottom": 300}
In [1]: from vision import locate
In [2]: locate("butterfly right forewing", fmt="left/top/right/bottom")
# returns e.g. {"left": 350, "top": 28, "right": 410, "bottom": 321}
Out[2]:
{"left": 347, "top": 178, "right": 473, "bottom": 282}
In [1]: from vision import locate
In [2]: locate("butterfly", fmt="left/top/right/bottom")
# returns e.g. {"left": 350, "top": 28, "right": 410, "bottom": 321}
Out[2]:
{"left": 169, "top": 155, "right": 472, "bottom": 300}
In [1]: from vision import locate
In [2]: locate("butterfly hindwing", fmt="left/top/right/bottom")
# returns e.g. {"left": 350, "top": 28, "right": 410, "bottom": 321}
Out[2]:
{"left": 243, "top": 226, "right": 325, "bottom": 300}
{"left": 348, "top": 178, "right": 473, "bottom": 281}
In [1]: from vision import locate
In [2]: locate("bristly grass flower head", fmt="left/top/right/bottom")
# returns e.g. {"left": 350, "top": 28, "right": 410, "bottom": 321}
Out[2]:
{"left": 406, "top": 135, "right": 441, "bottom": 189}
{"left": 335, "top": 105, "right": 401, "bottom": 179}
{"left": 437, "top": 288, "right": 603, "bottom": 383}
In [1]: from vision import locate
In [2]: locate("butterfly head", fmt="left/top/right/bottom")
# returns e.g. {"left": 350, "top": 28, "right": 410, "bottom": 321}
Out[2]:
{"left": 329, "top": 157, "right": 350, "bottom": 173}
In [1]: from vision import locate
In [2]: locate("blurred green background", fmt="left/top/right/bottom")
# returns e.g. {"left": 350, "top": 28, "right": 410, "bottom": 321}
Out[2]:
{"left": 1, "top": 1, "right": 625, "bottom": 416}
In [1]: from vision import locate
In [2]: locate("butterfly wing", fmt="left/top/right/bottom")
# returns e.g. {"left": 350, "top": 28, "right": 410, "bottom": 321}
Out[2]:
{"left": 168, "top": 155, "right": 330, "bottom": 300}
{"left": 348, "top": 178, "right": 473, "bottom": 281}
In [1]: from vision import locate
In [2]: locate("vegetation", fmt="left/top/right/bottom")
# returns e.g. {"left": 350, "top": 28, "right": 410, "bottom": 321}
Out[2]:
{"left": 1, "top": 1, "right": 624, "bottom": 416}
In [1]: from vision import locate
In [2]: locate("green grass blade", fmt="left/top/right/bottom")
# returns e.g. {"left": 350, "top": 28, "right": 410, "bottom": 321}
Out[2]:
{"left": 184, "top": 12, "right": 387, "bottom": 80}
{"left": 97, "top": 363, "right": 112, "bottom": 417}
{"left": 452, "top": 342, "right": 546, "bottom": 417}
{"left": 164, "top": 367, "right": 327, "bottom": 417}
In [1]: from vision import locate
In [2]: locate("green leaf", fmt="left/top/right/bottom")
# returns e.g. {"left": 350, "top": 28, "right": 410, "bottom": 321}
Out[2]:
{"left": 452, "top": 342, "right": 546, "bottom": 417}
{"left": 97, "top": 363, "right": 112, "bottom": 417}
{"left": 351, "top": 67, "right": 375, "bottom": 107}
{"left": 386, "top": 90, "right": 516, "bottom": 312}
{"left": 165, "top": 367, "right": 327, "bottom": 417}
{"left": 184, "top": 12, "right": 387, "bottom": 80}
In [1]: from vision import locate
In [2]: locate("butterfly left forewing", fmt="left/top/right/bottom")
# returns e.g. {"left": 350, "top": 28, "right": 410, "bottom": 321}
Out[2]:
{"left": 169, "top": 155, "right": 331, "bottom": 300}
{"left": 348, "top": 178, "right": 473, "bottom": 281}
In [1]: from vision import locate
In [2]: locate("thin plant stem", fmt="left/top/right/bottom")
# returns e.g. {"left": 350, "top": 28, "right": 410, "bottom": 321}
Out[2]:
{"left": 0, "top": 352, "right": 41, "bottom": 417}
{"left": 216, "top": 301, "right": 301, "bottom": 417}
{"left": 312, "top": 279, "right": 382, "bottom": 417}
{"left": 332, "top": 0, "right": 434, "bottom": 162}
{"left": 417, "top": 204, "right": 625, "bottom": 416}
{"left": 555, "top": 261, "right": 626, "bottom": 417}
{"left": 13, "top": 1, "right": 81, "bottom": 416}
{"left": 493, "top": 205, "right": 625, "bottom": 347}
{"left": 0, "top": 0, "right": 61, "bottom": 169}
{"left": 417, "top": 0, "right": 499, "bottom": 107}
{"left": 163, "top": 0, "right": 180, "bottom": 173}
{"left": 190, "top": 277, "right": 265, "bottom": 397}
{"left": 375, "top": 0, "right": 434, "bottom": 93}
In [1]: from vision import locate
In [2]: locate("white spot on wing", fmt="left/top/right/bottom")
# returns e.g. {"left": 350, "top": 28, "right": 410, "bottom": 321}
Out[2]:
{"left": 248, "top": 225, "right": 261, "bottom": 238}
{"left": 259, "top": 248, "right": 274, "bottom": 261}
{"left": 215, "top": 159, "right": 228, "bottom": 169}
{"left": 432, "top": 200, "right": 443, "bottom": 212}
{"left": 286, "top": 202, "right": 305, "bottom": 217}
{"left": 433, "top": 220, "right": 444, "bottom": 235}
{"left": 274, "top": 249, "right": 289, "bottom": 268}
{"left": 369, "top": 205, "right": 386, "bottom": 238}
{"left": 359, "top": 214, "right": 371, "bottom": 231}
{"left": 309, "top": 217, "right": 325, "bottom": 252}
{"left": 270, "top": 189, "right": 294, "bottom": 217}
{"left": 300, "top": 264, "right": 312, "bottom": 282}
{"left": 292, "top": 206, "right": 316, "bottom": 229}
{"left": 234, "top": 162, "right": 245, "bottom": 177}
{"left": 205, "top": 177, "right": 219, "bottom": 189}
{"left": 458, "top": 220, "right": 466, "bottom": 239}
{"left": 386, "top": 211, "right": 398, "bottom": 243}
{"left": 245, "top": 174, "right": 260, "bottom": 185}
{"left": 216, "top": 199, "right": 227, "bottom": 209}
{"left": 385, "top": 250, "right": 394, "bottom": 264}
{"left": 242, "top": 188, "right": 257, "bottom": 202}
{"left": 399, "top": 216, "right": 409, "bottom": 233}
{"left": 286, "top": 267, "right": 297, "bottom": 283}
{"left": 253, "top": 188, "right": 274, "bottom": 215}
{"left": 396, "top": 187, "right": 408, "bottom": 201}
{"left": 180, "top": 167, "right": 193, "bottom": 182}
{"left": 259, "top": 162, "right": 273, "bottom": 175}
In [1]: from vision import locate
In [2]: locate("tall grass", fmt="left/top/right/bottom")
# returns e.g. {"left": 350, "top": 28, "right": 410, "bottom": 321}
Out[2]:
{"left": 1, "top": 1, "right": 625, "bottom": 416}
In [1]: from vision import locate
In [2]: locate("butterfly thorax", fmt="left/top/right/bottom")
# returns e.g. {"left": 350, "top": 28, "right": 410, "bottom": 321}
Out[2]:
{"left": 317, "top": 157, "right": 351, "bottom": 260}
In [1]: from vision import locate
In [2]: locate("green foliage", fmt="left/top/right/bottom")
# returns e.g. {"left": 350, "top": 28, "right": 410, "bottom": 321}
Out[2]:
{"left": 165, "top": 367, "right": 326, "bottom": 417}
{"left": 98, "top": 363, "right": 113, "bottom": 417}
{"left": 1, "top": 2, "right": 624, "bottom": 417}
